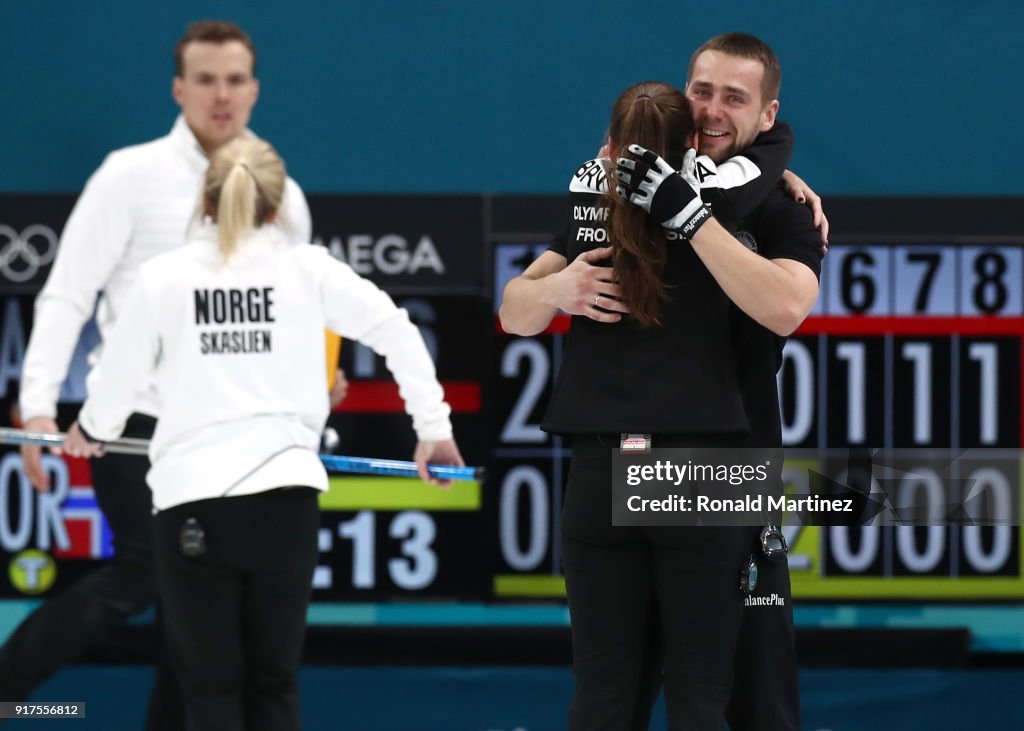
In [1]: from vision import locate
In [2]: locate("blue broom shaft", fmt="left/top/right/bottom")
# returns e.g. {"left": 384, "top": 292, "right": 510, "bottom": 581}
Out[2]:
{"left": 0, "top": 428, "right": 482, "bottom": 482}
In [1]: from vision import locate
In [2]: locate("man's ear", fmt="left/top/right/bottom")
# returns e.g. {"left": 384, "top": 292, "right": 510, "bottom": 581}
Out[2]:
{"left": 760, "top": 99, "right": 780, "bottom": 131}
{"left": 172, "top": 77, "right": 184, "bottom": 107}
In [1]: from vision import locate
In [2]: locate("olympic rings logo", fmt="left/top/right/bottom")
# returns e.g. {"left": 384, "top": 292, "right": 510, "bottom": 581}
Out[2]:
{"left": 0, "top": 224, "right": 58, "bottom": 282}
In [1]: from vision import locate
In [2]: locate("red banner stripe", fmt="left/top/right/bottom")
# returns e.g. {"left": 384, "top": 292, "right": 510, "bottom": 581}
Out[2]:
{"left": 334, "top": 381, "right": 480, "bottom": 413}
{"left": 795, "top": 316, "right": 1024, "bottom": 336}
{"left": 496, "top": 314, "right": 571, "bottom": 335}
{"left": 497, "top": 314, "right": 1024, "bottom": 337}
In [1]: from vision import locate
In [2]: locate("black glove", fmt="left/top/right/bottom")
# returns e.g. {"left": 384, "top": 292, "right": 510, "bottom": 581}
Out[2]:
{"left": 616, "top": 145, "right": 711, "bottom": 239}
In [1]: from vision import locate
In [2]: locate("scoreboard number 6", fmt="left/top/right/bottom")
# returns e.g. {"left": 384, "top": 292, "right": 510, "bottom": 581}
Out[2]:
{"left": 839, "top": 250, "right": 877, "bottom": 313}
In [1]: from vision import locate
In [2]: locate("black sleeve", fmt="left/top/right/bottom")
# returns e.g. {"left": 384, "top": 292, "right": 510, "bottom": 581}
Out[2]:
{"left": 701, "top": 121, "right": 794, "bottom": 232}
{"left": 555, "top": 158, "right": 613, "bottom": 261}
{"left": 550, "top": 220, "right": 570, "bottom": 258}
{"left": 756, "top": 189, "right": 823, "bottom": 280}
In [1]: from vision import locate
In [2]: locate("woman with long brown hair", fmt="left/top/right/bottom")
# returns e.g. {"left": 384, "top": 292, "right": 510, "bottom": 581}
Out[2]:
{"left": 501, "top": 80, "right": 792, "bottom": 729}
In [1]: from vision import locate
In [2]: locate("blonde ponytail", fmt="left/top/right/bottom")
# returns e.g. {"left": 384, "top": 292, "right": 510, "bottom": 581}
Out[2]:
{"left": 204, "top": 138, "right": 286, "bottom": 260}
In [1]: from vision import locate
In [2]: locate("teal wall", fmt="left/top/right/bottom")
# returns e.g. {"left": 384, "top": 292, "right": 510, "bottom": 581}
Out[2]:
{"left": 1, "top": 1, "right": 1019, "bottom": 194}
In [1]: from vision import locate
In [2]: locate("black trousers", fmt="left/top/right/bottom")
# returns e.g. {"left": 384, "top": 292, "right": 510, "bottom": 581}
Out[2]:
{"left": 0, "top": 414, "right": 183, "bottom": 729}
{"left": 628, "top": 527, "right": 800, "bottom": 731}
{"left": 725, "top": 534, "right": 800, "bottom": 731}
{"left": 153, "top": 487, "right": 320, "bottom": 731}
{"left": 561, "top": 435, "right": 749, "bottom": 731}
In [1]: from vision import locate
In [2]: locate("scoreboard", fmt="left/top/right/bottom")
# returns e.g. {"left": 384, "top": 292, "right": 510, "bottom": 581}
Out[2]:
{"left": 784, "top": 244, "right": 1023, "bottom": 598}
{"left": 786, "top": 245, "right": 1022, "bottom": 449}
{"left": 2, "top": 193, "right": 1023, "bottom": 604}
{"left": 490, "top": 216, "right": 1024, "bottom": 601}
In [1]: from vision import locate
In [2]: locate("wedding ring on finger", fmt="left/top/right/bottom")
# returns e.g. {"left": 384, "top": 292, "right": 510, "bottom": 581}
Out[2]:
{"left": 594, "top": 294, "right": 601, "bottom": 307}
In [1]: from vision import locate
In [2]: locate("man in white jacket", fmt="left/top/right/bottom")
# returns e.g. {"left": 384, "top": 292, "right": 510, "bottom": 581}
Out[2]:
{"left": 0, "top": 21, "right": 308, "bottom": 728}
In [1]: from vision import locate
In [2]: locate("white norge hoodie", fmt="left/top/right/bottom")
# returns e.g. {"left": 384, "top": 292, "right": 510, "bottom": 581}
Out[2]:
{"left": 78, "top": 224, "right": 452, "bottom": 510}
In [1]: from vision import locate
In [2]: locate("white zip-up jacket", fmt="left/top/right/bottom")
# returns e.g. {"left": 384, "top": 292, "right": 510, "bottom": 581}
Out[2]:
{"left": 19, "top": 116, "right": 310, "bottom": 422}
{"left": 78, "top": 224, "right": 453, "bottom": 510}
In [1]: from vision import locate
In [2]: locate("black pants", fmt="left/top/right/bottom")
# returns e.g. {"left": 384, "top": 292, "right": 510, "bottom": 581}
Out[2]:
{"left": 154, "top": 487, "right": 320, "bottom": 731}
{"left": 0, "top": 414, "right": 183, "bottom": 729}
{"left": 561, "top": 435, "right": 749, "bottom": 731}
{"left": 628, "top": 528, "right": 801, "bottom": 731}
{"left": 725, "top": 533, "right": 800, "bottom": 731}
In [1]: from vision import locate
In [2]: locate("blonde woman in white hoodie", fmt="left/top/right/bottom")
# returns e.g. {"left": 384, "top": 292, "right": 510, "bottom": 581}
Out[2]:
{"left": 64, "top": 137, "right": 462, "bottom": 730}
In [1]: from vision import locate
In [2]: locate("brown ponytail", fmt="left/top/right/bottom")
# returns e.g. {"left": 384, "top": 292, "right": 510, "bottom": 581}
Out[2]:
{"left": 605, "top": 82, "right": 694, "bottom": 326}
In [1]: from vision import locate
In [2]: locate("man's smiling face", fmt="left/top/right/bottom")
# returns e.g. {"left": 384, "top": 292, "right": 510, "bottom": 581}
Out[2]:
{"left": 686, "top": 49, "right": 778, "bottom": 162}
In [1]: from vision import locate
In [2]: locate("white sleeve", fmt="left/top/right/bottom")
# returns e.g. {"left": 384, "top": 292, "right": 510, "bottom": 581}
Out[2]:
{"left": 77, "top": 271, "right": 160, "bottom": 440}
{"left": 279, "top": 177, "right": 312, "bottom": 243}
{"left": 19, "top": 155, "right": 135, "bottom": 420}
{"left": 313, "top": 252, "right": 452, "bottom": 442}
{"left": 695, "top": 121, "right": 793, "bottom": 228}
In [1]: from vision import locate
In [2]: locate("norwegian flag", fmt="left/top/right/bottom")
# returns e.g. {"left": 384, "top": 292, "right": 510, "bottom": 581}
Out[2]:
{"left": 52, "top": 456, "right": 113, "bottom": 560}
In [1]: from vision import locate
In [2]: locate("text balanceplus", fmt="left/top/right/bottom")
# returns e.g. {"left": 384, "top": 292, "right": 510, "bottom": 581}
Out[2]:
{"left": 194, "top": 287, "right": 274, "bottom": 355}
